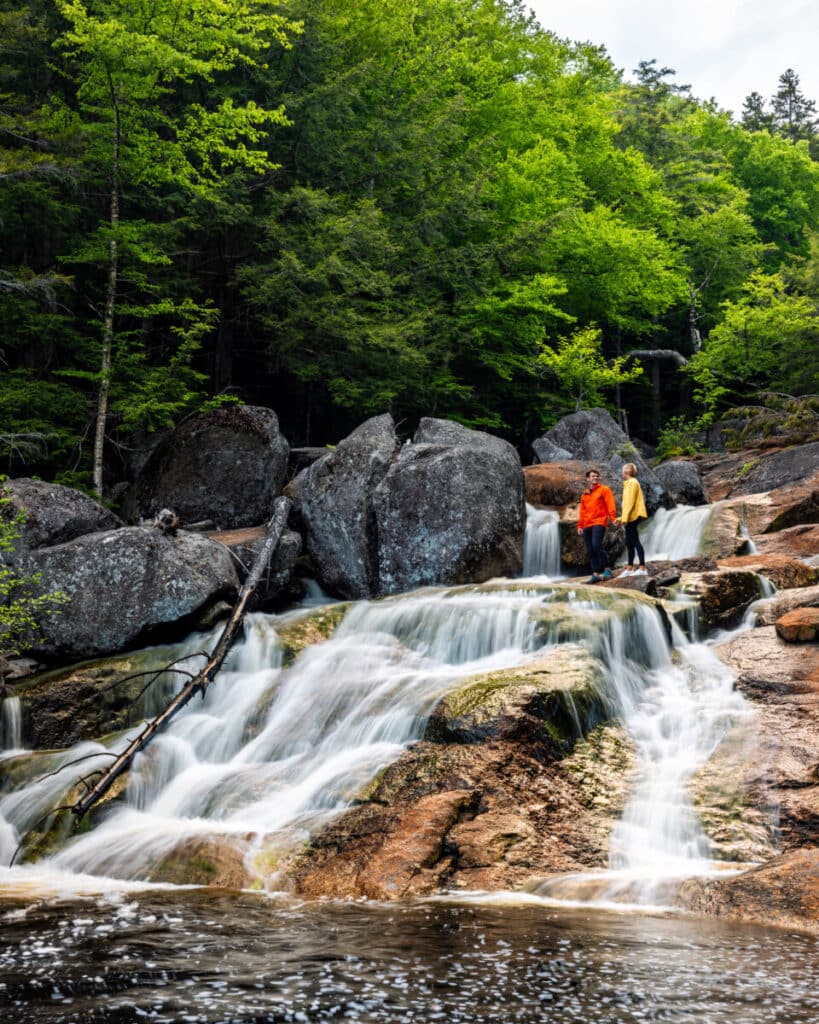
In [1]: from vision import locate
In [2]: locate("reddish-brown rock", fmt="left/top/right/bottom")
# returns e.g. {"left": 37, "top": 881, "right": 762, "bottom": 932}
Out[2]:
{"left": 677, "top": 849, "right": 819, "bottom": 935}
{"left": 712, "top": 626, "right": 819, "bottom": 852}
{"left": 775, "top": 608, "right": 819, "bottom": 642}
{"left": 754, "top": 585, "right": 819, "bottom": 626}
{"left": 523, "top": 461, "right": 593, "bottom": 510}
{"left": 717, "top": 554, "right": 819, "bottom": 591}
{"left": 755, "top": 523, "right": 819, "bottom": 558}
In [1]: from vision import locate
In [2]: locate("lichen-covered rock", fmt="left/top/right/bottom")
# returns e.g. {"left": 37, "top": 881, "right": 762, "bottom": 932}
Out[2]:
{"left": 775, "top": 608, "right": 819, "bottom": 642}
{"left": 1, "top": 478, "right": 122, "bottom": 557}
{"left": 531, "top": 408, "right": 666, "bottom": 512}
{"left": 286, "top": 414, "right": 397, "bottom": 599}
{"left": 24, "top": 527, "right": 239, "bottom": 661}
{"left": 147, "top": 835, "right": 255, "bottom": 888}
{"left": 652, "top": 460, "right": 706, "bottom": 506}
{"left": 121, "top": 405, "right": 290, "bottom": 529}
{"left": 373, "top": 418, "right": 525, "bottom": 594}
{"left": 700, "top": 440, "right": 819, "bottom": 500}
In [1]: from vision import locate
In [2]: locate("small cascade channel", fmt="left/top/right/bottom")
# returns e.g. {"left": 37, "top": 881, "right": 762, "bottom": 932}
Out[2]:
{"left": 640, "top": 504, "right": 714, "bottom": 560}
{"left": 522, "top": 503, "right": 562, "bottom": 577}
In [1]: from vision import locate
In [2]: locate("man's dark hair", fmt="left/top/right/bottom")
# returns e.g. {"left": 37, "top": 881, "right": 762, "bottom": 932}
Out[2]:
{"left": 585, "top": 467, "right": 601, "bottom": 479}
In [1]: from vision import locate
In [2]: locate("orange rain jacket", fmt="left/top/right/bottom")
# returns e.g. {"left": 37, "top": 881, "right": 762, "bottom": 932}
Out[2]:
{"left": 578, "top": 483, "right": 617, "bottom": 529}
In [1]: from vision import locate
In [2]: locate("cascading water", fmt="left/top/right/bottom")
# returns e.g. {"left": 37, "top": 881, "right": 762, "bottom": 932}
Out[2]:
{"left": 0, "top": 576, "right": 750, "bottom": 910}
{"left": 641, "top": 504, "right": 714, "bottom": 560}
{"left": 522, "top": 504, "right": 562, "bottom": 577}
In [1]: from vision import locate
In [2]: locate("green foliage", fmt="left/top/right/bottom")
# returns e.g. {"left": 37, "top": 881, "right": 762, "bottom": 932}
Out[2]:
{"left": 0, "top": 487, "right": 67, "bottom": 664}
{"left": 656, "top": 415, "right": 703, "bottom": 459}
{"left": 537, "top": 326, "right": 643, "bottom": 413}
{"left": 688, "top": 272, "right": 819, "bottom": 414}
{"left": 722, "top": 392, "right": 819, "bottom": 449}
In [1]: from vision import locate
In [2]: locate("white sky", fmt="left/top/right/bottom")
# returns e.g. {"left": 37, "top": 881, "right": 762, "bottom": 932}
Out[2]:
{"left": 527, "top": 0, "right": 819, "bottom": 118}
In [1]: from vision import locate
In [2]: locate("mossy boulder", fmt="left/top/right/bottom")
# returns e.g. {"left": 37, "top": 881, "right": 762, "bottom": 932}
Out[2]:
{"left": 424, "top": 645, "right": 608, "bottom": 747}
{"left": 274, "top": 602, "right": 349, "bottom": 665}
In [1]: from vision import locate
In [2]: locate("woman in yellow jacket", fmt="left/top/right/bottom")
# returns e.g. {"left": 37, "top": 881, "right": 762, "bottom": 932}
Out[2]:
{"left": 615, "top": 462, "right": 648, "bottom": 575}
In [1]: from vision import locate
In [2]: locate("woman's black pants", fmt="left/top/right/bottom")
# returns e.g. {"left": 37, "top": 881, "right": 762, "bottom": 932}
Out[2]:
{"left": 624, "top": 520, "right": 645, "bottom": 567}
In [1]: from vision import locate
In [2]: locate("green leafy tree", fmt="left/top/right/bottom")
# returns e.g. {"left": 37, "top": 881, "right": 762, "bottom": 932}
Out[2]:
{"left": 688, "top": 271, "right": 819, "bottom": 415}
{"left": 537, "top": 326, "right": 643, "bottom": 412}
{"left": 51, "top": 0, "right": 298, "bottom": 494}
{"left": 740, "top": 91, "right": 774, "bottom": 133}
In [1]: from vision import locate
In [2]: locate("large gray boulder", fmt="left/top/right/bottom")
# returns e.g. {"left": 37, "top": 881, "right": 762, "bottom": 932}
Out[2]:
{"left": 23, "top": 527, "right": 240, "bottom": 661}
{"left": 286, "top": 414, "right": 398, "bottom": 599}
{"left": 1, "top": 478, "right": 122, "bottom": 556}
{"left": 373, "top": 418, "right": 525, "bottom": 595}
{"left": 652, "top": 460, "right": 706, "bottom": 506}
{"left": 532, "top": 408, "right": 666, "bottom": 511}
{"left": 121, "top": 406, "right": 290, "bottom": 529}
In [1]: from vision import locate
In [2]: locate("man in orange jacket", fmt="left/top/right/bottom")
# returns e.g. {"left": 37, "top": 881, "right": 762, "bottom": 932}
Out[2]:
{"left": 576, "top": 467, "right": 616, "bottom": 584}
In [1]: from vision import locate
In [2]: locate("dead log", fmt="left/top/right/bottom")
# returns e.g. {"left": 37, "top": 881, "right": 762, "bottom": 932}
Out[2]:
{"left": 71, "top": 496, "right": 292, "bottom": 820}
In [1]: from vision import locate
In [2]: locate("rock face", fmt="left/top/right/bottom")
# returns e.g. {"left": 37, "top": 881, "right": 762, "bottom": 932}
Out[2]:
{"left": 24, "top": 527, "right": 239, "bottom": 661}
{"left": 121, "top": 406, "right": 290, "bottom": 529}
{"left": 287, "top": 416, "right": 525, "bottom": 598}
{"left": 711, "top": 626, "right": 819, "bottom": 854}
{"left": 717, "top": 554, "right": 819, "bottom": 591}
{"left": 286, "top": 414, "right": 398, "bottom": 599}
{"left": 677, "top": 850, "right": 819, "bottom": 935}
{"left": 531, "top": 408, "right": 665, "bottom": 512}
{"left": 652, "top": 460, "right": 706, "bottom": 506}
{"left": 373, "top": 418, "right": 525, "bottom": 594}
{"left": 699, "top": 440, "right": 819, "bottom": 500}
{"left": 1, "top": 478, "right": 122, "bottom": 555}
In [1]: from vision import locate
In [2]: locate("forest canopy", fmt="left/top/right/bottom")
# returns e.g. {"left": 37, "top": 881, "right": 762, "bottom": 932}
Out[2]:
{"left": 1, "top": 0, "right": 818, "bottom": 492}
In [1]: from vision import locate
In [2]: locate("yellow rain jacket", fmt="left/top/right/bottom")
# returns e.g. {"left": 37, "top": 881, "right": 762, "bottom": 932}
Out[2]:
{"left": 620, "top": 477, "right": 648, "bottom": 523}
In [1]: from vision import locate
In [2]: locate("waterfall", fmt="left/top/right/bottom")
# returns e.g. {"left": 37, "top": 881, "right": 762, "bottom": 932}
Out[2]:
{"left": 522, "top": 504, "right": 562, "bottom": 577}
{"left": 0, "top": 696, "right": 22, "bottom": 753}
{"left": 641, "top": 505, "right": 713, "bottom": 560}
{"left": 0, "top": 577, "right": 749, "bottom": 907}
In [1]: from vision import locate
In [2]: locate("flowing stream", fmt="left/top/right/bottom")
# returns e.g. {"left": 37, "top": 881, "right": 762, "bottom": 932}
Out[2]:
{"left": 1, "top": 504, "right": 814, "bottom": 1022}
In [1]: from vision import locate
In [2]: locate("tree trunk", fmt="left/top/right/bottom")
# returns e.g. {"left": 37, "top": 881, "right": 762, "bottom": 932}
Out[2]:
{"left": 71, "top": 496, "right": 292, "bottom": 820}
{"left": 93, "top": 74, "right": 121, "bottom": 499}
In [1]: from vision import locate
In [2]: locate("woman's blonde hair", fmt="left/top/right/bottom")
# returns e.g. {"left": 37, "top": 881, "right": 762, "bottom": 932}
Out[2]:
{"left": 623, "top": 462, "right": 638, "bottom": 478}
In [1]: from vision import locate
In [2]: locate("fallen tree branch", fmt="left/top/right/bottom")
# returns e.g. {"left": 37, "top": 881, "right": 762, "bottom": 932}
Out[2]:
{"left": 70, "top": 496, "right": 292, "bottom": 820}
{"left": 621, "top": 348, "right": 689, "bottom": 367}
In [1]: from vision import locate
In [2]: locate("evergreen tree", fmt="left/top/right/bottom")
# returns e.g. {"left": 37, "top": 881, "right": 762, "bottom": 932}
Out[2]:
{"left": 740, "top": 91, "right": 773, "bottom": 132}
{"left": 771, "top": 68, "right": 817, "bottom": 144}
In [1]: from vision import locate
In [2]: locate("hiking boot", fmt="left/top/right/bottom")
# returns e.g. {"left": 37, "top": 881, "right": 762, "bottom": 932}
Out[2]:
{"left": 587, "top": 574, "right": 602, "bottom": 584}
{"left": 600, "top": 568, "right": 613, "bottom": 579}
